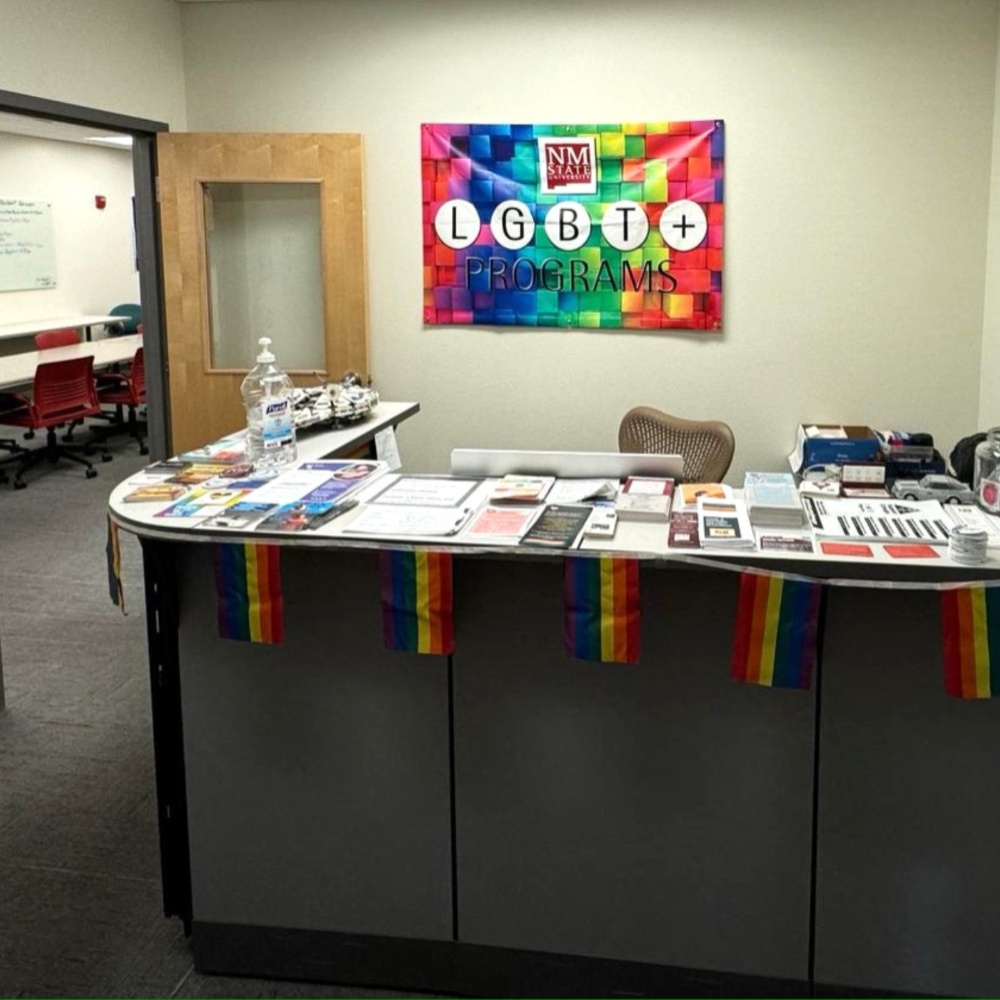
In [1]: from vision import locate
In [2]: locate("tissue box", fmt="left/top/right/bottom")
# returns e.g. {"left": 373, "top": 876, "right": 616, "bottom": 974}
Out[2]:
{"left": 788, "top": 424, "right": 880, "bottom": 473}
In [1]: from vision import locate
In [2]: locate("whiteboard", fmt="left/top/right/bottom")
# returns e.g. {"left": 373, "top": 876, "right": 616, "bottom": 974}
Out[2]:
{"left": 0, "top": 197, "right": 57, "bottom": 292}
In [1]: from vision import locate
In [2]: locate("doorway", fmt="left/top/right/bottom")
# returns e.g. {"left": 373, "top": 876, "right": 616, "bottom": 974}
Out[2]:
{"left": 0, "top": 89, "right": 170, "bottom": 458}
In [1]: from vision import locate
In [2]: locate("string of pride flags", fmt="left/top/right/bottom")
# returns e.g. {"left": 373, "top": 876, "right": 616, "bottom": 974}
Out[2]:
{"left": 107, "top": 538, "right": 1000, "bottom": 699}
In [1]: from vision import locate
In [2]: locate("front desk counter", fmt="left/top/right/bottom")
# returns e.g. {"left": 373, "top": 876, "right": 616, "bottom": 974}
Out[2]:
{"left": 109, "top": 455, "right": 1000, "bottom": 999}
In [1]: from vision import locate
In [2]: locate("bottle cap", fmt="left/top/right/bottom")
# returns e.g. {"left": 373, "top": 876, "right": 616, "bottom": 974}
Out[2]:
{"left": 256, "top": 336, "right": 275, "bottom": 363}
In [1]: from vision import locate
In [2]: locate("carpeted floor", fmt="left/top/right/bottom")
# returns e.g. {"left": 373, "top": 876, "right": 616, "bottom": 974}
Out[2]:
{"left": 0, "top": 429, "right": 430, "bottom": 999}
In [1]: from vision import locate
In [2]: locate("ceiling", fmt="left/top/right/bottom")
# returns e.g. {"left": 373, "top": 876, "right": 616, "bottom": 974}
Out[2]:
{"left": 0, "top": 111, "right": 131, "bottom": 148}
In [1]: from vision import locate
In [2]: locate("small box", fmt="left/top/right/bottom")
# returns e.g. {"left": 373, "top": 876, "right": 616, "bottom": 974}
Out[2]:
{"left": 788, "top": 423, "right": 880, "bottom": 474}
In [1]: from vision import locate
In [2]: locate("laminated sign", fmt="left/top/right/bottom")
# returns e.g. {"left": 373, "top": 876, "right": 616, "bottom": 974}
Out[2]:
{"left": 422, "top": 121, "right": 724, "bottom": 331}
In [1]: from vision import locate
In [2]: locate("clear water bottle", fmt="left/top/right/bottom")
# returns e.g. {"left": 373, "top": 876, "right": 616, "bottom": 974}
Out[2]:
{"left": 240, "top": 336, "right": 297, "bottom": 472}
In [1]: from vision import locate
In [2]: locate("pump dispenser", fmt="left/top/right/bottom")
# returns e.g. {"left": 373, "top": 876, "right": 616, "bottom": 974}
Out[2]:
{"left": 240, "top": 336, "right": 297, "bottom": 471}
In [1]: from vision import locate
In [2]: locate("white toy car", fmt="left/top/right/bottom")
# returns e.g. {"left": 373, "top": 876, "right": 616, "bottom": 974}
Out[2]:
{"left": 891, "top": 474, "right": 976, "bottom": 504}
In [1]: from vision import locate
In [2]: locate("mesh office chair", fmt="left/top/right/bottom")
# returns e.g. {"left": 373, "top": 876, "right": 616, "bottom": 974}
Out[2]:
{"left": 618, "top": 405, "right": 735, "bottom": 483}
{"left": 105, "top": 304, "right": 142, "bottom": 337}
{"left": 94, "top": 346, "right": 148, "bottom": 455}
{"left": 0, "top": 356, "right": 108, "bottom": 488}
{"left": 34, "top": 328, "right": 81, "bottom": 350}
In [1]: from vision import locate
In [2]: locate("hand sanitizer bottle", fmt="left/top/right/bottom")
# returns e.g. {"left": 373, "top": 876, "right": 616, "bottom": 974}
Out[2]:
{"left": 240, "top": 337, "right": 297, "bottom": 471}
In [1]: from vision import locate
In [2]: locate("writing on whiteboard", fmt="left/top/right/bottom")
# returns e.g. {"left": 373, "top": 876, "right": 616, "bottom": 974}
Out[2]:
{"left": 0, "top": 198, "right": 57, "bottom": 291}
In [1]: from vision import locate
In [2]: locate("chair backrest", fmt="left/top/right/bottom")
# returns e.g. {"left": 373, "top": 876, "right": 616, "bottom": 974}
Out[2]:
{"left": 132, "top": 347, "right": 146, "bottom": 401}
{"left": 618, "top": 405, "right": 736, "bottom": 483}
{"left": 32, "top": 356, "right": 101, "bottom": 427}
{"left": 107, "top": 303, "right": 142, "bottom": 335}
{"left": 34, "top": 328, "right": 81, "bottom": 350}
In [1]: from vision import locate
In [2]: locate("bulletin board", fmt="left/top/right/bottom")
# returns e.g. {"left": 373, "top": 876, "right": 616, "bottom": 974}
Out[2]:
{"left": 0, "top": 197, "right": 57, "bottom": 292}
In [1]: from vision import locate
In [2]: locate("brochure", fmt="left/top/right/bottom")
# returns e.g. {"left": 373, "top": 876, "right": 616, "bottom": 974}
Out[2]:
{"left": 519, "top": 504, "right": 592, "bottom": 549}
{"left": 489, "top": 474, "right": 556, "bottom": 503}
{"left": 122, "top": 482, "right": 191, "bottom": 504}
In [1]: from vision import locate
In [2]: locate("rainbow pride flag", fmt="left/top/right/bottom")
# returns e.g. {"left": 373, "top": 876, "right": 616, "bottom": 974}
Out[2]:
{"left": 564, "top": 556, "right": 640, "bottom": 663}
{"left": 379, "top": 550, "right": 454, "bottom": 654}
{"left": 105, "top": 515, "right": 125, "bottom": 614}
{"left": 940, "top": 586, "right": 1000, "bottom": 698}
{"left": 214, "top": 543, "right": 284, "bottom": 643}
{"left": 730, "top": 572, "right": 821, "bottom": 689}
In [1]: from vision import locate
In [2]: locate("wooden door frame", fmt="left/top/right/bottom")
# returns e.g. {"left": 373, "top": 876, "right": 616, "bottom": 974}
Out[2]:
{"left": 0, "top": 89, "right": 171, "bottom": 459}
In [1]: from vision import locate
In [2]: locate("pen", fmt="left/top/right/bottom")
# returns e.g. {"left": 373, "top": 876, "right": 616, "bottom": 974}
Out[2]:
{"left": 447, "top": 507, "right": 473, "bottom": 535}
{"left": 307, "top": 498, "right": 359, "bottom": 529}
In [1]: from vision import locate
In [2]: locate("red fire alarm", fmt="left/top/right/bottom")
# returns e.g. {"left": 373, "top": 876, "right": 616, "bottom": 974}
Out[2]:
{"left": 95, "top": 195, "right": 106, "bottom": 209}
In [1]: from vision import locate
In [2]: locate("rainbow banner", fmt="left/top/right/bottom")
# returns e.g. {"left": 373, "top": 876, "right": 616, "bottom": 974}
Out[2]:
{"left": 379, "top": 550, "right": 454, "bottom": 654}
{"left": 730, "top": 573, "right": 821, "bottom": 689}
{"left": 105, "top": 515, "right": 125, "bottom": 614}
{"left": 214, "top": 543, "right": 284, "bottom": 644}
{"left": 422, "top": 121, "right": 724, "bottom": 332}
{"left": 564, "top": 556, "right": 640, "bottom": 663}
{"left": 940, "top": 586, "right": 1000, "bottom": 698}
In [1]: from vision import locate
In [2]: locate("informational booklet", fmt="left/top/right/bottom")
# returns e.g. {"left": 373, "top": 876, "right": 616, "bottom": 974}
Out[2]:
{"left": 697, "top": 496, "right": 755, "bottom": 548}
{"left": 200, "top": 500, "right": 278, "bottom": 530}
{"left": 342, "top": 504, "right": 475, "bottom": 537}
{"left": 668, "top": 510, "right": 701, "bottom": 548}
{"left": 176, "top": 433, "right": 247, "bottom": 465}
{"left": 122, "top": 482, "right": 191, "bottom": 504}
{"left": 460, "top": 504, "right": 541, "bottom": 543}
{"left": 545, "top": 478, "right": 618, "bottom": 504}
{"left": 518, "top": 504, "right": 592, "bottom": 549}
{"left": 154, "top": 487, "right": 251, "bottom": 519}
{"left": 255, "top": 500, "right": 348, "bottom": 533}
{"left": 678, "top": 482, "right": 734, "bottom": 511}
{"left": 615, "top": 476, "right": 675, "bottom": 522}
{"left": 742, "top": 471, "right": 804, "bottom": 527}
{"left": 758, "top": 534, "right": 815, "bottom": 553}
{"left": 370, "top": 475, "right": 481, "bottom": 507}
{"left": 489, "top": 474, "right": 556, "bottom": 503}
{"left": 166, "top": 463, "right": 235, "bottom": 485}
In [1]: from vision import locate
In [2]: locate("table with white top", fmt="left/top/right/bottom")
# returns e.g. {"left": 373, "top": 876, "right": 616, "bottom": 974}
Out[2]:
{"left": 0, "top": 333, "right": 143, "bottom": 390}
{"left": 107, "top": 448, "right": 1000, "bottom": 1000}
{"left": 0, "top": 313, "right": 128, "bottom": 344}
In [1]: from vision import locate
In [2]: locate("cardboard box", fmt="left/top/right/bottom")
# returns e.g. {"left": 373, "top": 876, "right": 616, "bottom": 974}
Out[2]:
{"left": 788, "top": 424, "right": 880, "bottom": 473}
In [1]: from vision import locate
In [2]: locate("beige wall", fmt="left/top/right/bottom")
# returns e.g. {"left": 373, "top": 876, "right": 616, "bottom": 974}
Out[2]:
{"left": 177, "top": 0, "right": 999, "bottom": 477}
{"left": 3, "top": 0, "right": 999, "bottom": 478}
{"left": 981, "top": 2, "right": 1000, "bottom": 430}
{"left": 0, "top": 0, "right": 187, "bottom": 128}
{"left": 0, "top": 134, "right": 138, "bottom": 331}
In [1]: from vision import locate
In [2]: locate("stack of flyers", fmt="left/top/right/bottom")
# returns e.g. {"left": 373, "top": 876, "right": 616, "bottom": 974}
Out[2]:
{"left": 155, "top": 487, "right": 251, "bottom": 519}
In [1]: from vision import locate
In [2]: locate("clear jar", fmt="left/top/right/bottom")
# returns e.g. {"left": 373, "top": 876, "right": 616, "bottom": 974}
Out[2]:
{"left": 975, "top": 427, "right": 1000, "bottom": 512}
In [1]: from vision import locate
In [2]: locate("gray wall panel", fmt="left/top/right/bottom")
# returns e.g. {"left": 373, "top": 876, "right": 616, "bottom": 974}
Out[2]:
{"left": 815, "top": 586, "right": 1000, "bottom": 997}
{"left": 452, "top": 558, "right": 814, "bottom": 980}
{"left": 176, "top": 545, "right": 453, "bottom": 939}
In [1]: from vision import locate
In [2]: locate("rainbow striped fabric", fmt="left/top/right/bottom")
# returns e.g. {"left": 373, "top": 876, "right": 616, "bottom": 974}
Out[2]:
{"left": 379, "top": 550, "right": 454, "bottom": 655}
{"left": 214, "top": 543, "right": 284, "bottom": 643}
{"left": 564, "top": 556, "right": 640, "bottom": 663}
{"left": 941, "top": 586, "right": 1000, "bottom": 698}
{"left": 105, "top": 515, "right": 125, "bottom": 613}
{"left": 730, "top": 572, "right": 821, "bottom": 689}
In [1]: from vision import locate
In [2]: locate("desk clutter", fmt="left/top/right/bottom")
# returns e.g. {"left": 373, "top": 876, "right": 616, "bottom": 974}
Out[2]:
{"left": 111, "top": 434, "right": 1000, "bottom": 566}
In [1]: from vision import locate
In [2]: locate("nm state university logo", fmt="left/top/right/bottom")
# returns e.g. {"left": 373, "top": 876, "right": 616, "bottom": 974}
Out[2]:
{"left": 538, "top": 135, "right": 597, "bottom": 195}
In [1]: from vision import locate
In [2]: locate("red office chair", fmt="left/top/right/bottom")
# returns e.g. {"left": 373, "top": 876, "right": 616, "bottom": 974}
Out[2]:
{"left": 94, "top": 346, "right": 148, "bottom": 455}
{"left": 31, "top": 328, "right": 84, "bottom": 440}
{"left": 0, "top": 356, "right": 109, "bottom": 488}
{"left": 34, "top": 328, "right": 81, "bottom": 349}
